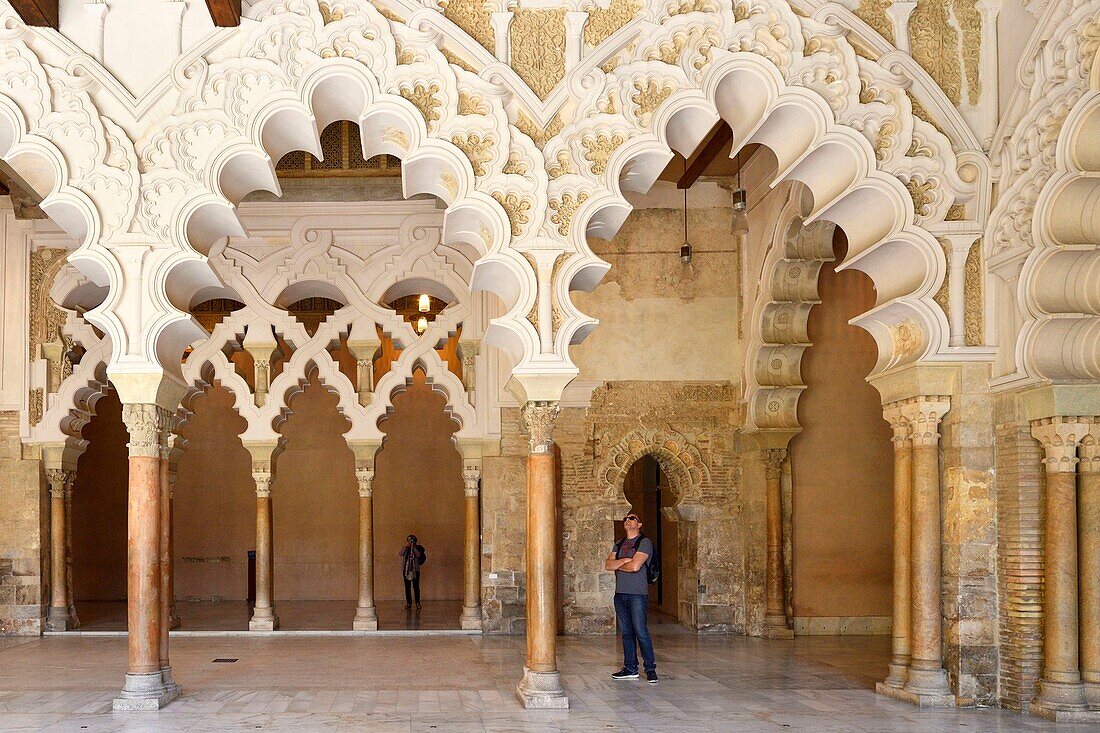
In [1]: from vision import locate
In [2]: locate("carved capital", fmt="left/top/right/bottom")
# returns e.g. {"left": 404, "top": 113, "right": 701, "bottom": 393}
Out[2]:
{"left": 763, "top": 449, "right": 786, "bottom": 480}
{"left": 46, "top": 468, "right": 74, "bottom": 499}
{"left": 1080, "top": 423, "right": 1100, "bottom": 474}
{"left": 882, "top": 401, "right": 914, "bottom": 447}
{"left": 121, "top": 404, "right": 172, "bottom": 458}
{"left": 522, "top": 401, "right": 560, "bottom": 455}
{"left": 355, "top": 467, "right": 375, "bottom": 498}
{"left": 253, "top": 467, "right": 273, "bottom": 498}
{"left": 1031, "top": 416, "right": 1089, "bottom": 474}
{"left": 896, "top": 396, "right": 950, "bottom": 447}
{"left": 463, "top": 459, "right": 482, "bottom": 496}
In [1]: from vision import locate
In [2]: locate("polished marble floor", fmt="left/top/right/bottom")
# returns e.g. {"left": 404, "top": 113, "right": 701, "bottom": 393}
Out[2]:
{"left": 73, "top": 599, "right": 465, "bottom": 632}
{"left": 0, "top": 630, "right": 1092, "bottom": 731}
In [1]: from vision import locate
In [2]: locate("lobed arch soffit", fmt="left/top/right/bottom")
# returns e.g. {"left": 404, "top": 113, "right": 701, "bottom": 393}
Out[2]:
{"left": 0, "top": 0, "right": 988, "bottom": 399}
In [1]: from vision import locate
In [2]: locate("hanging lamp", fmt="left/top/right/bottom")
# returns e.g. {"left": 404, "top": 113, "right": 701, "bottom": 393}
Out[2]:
{"left": 731, "top": 148, "right": 749, "bottom": 236}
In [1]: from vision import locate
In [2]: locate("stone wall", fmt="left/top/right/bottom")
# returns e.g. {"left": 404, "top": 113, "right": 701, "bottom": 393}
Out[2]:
{"left": 479, "top": 408, "right": 528, "bottom": 634}
{"left": 940, "top": 364, "right": 999, "bottom": 706}
{"left": 0, "top": 412, "right": 46, "bottom": 634}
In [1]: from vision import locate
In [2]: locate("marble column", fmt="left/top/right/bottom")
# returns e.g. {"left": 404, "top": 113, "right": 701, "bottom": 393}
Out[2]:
{"left": 249, "top": 462, "right": 279, "bottom": 631}
{"left": 882, "top": 405, "right": 913, "bottom": 690}
{"left": 1031, "top": 417, "right": 1089, "bottom": 715}
{"left": 899, "top": 396, "right": 954, "bottom": 706}
{"left": 1081, "top": 427, "right": 1100, "bottom": 708}
{"left": 114, "top": 403, "right": 179, "bottom": 711}
{"left": 516, "top": 401, "right": 568, "bottom": 709}
{"left": 763, "top": 448, "right": 792, "bottom": 638}
{"left": 45, "top": 469, "right": 75, "bottom": 631}
{"left": 64, "top": 479, "right": 78, "bottom": 627}
{"left": 353, "top": 466, "right": 378, "bottom": 631}
{"left": 460, "top": 458, "right": 482, "bottom": 630}
{"left": 158, "top": 444, "right": 179, "bottom": 697}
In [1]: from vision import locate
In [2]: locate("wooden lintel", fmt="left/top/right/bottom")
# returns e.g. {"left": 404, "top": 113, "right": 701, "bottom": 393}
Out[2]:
{"left": 677, "top": 123, "right": 732, "bottom": 189}
{"left": 10, "top": 0, "right": 58, "bottom": 28}
{"left": 205, "top": 0, "right": 242, "bottom": 27}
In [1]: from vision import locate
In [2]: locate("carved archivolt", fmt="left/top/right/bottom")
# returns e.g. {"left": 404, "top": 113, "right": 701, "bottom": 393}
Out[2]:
{"left": 599, "top": 428, "right": 707, "bottom": 506}
{"left": 987, "top": 2, "right": 1100, "bottom": 383}
{"left": 0, "top": 0, "right": 995, "bottom": 401}
{"left": 745, "top": 198, "right": 835, "bottom": 431}
{"left": 1020, "top": 48, "right": 1100, "bottom": 381}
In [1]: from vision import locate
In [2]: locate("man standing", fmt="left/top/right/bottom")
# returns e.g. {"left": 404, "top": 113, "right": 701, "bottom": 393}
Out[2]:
{"left": 604, "top": 513, "right": 658, "bottom": 683}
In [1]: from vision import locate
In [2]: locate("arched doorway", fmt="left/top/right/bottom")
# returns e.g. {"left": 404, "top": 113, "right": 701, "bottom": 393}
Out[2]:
{"left": 617, "top": 454, "right": 680, "bottom": 623}
{"left": 71, "top": 388, "right": 129, "bottom": 629}
{"left": 373, "top": 369, "right": 464, "bottom": 629}
{"left": 173, "top": 384, "right": 254, "bottom": 629}
{"left": 273, "top": 373, "right": 359, "bottom": 629}
{"left": 789, "top": 230, "right": 894, "bottom": 635}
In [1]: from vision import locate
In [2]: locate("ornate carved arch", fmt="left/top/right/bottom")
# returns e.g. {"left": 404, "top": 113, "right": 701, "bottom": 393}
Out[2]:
{"left": 599, "top": 428, "right": 708, "bottom": 508}
{"left": 744, "top": 190, "right": 836, "bottom": 431}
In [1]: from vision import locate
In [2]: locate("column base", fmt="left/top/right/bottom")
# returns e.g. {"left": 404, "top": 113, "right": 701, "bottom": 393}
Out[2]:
{"left": 460, "top": 605, "right": 482, "bottom": 630}
{"left": 889, "top": 666, "right": 955, "bottom": 707}
{"left": 1084, "top": 679, "right": 1100, "bottom": 708}
{"left": 353, "top": 607, "right": 378, "bottom": 631}
{"left": 45, "top": 607, "right": 74, "bottom": 631}
{"left": 516, "top": 668, "right": 569, "bottom": 709}
{"left": 112, "top": 672, "right": 180, "bottom": 711}
{"left": 160, "top": 666, "right": 182, "bottom": 700}
{"left": 1030, "top": 679, "right": 1088, "bottom": 717}
{"left": 249, "top": 608, "right": 279, "bottom": 631}
{"left": 762, "top": 622, "right": 793, "bottom": 639}
{"left": 880, "top": 660, "right": 909, "bottom": 690}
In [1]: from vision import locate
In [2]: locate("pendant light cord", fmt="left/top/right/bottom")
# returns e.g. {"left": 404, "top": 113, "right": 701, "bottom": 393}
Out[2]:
{"left": 683, "top": 158, "right": 688, "bottom": 243}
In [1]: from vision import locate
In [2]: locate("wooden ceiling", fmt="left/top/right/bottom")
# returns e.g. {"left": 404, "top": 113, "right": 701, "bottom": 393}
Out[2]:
{"left": 658, "top": 122, "right": 757, "bottom": 188}
{"left": 205, "top": 0, "right": 242, "bottom": 27}
{"left": 7, "top": 1, "right": 241, "bottom": 29}
{"left": 8, "top": 1, "right": 57, "bottom": 28}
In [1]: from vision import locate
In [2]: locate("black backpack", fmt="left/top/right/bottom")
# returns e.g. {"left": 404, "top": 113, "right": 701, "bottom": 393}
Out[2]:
{"left": 614, "top": 534, "right": 660, "bottom": 585}
{"left": 417, "top": 545, "right": 426, "bottom": 566}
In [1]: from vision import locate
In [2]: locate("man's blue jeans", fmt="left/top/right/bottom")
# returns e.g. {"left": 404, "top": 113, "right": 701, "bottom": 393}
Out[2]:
{"left": 614, "top": 592, "right": 655, "bottom": 674}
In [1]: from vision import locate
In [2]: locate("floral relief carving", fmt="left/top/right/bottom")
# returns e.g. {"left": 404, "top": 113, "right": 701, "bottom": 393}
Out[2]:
{"left": 585, "top": 0, "right": 641, "bottom": 47}
{"left": 491, "top": 191, "right": 533, "bottom": 237}
{"left": 442, "top": 0, "right": 495, "bottom": 54}
{"left": 400, "top": 82, "right": 443, "bottom": 126}
{"left": 450, "top": 132, "right": 494, "bottom": 177}
{"left": 630, "top": 78, "right": 675, "bottom": 126}
{"left": 549, "top": 192, "right": 590, "bottom": 237}
{"left": 933, "top": 239, "right": 951, "bottom": 320}
{"left": 509, "top": 8, "right": 567, "bottom": 100}
{"left": 964, "top": 239, "right": 984, "bottom": 346}
{"left": 581, "top": 131, "right": 625, "bottom": 176}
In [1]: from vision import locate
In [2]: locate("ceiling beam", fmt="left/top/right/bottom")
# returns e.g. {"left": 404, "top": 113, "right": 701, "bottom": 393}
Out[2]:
{"left": 205, "top": 0, "right": 242, "bottom": 27}
{"left": 9, "top": 0, "right": 58, "bottom": 28}
{"left": 677, "top": 123, "right": 732, "bottom": 189}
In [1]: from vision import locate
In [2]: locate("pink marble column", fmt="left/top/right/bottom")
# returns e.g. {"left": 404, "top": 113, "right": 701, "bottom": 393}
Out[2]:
{"left": 45, "top": 469, "right": 74, "bottom": 631}
{"left": 353, "top": 466, "right": 377, "bottom": 631}
{"left": 250, "top": 463, "right": 279, "bottom": 631}
{"left": 516, "top": 402, "right": 568, "bottom": 709}
{"left": 763, "top": 448, "right": 792, "bottom": 638}
{"left": 460, "top": 459, "right": 482, "bottom": 630}
{"left": 114, "top": 403, "right": 179, "bottom": 711}
{"left": 1031, "top": 417, "right": 1089, "bottom": 716}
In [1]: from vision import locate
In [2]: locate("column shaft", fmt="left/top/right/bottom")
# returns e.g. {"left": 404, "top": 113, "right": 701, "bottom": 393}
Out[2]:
{"left": 885, "top": 412, "right": 913, "bottom": 689}
{"left": 1031, "top": 417, "right": 1088, "bottom": 714}
{"left": 899, "top": 397, "right": 953, "bottom": 705}
{"left": 128, "top": 454, "right": 162, "bottom": 675}
{"left": 516, "top": 401, "right": 567, "bottom": 709}
{"left": 763, "top": 449, "right": 791, "bottom": 637}
{"left": 461, "top": 487, "right": 482, "bottom": 628}
{"left": 526, "top": 452, "right": 556, "bottom": 672}
{"left": 46, "top": 472, "right": 71, "bottom": 630}
{"left": 1082, "top": 436, "right": 1100, "bottom": 705}
{"left": 167, "top": 486, "right": 179, "bottom": 629}
{"left": 250, "top": 492, "right": 278, "bottom": 630}
{"left": 353, "top": 486, "right": 378, "bottom": 631}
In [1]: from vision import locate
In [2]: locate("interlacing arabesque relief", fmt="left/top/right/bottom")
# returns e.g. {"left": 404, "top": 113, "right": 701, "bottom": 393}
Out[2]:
{"left": 0, "top": 0, "right": 991, "bottom": 414}
{"left": 985, "top": 1, "right": 1100, "bottom": 383}
{"left": 31, "top": 204, "right": 486, "bottom": 448}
